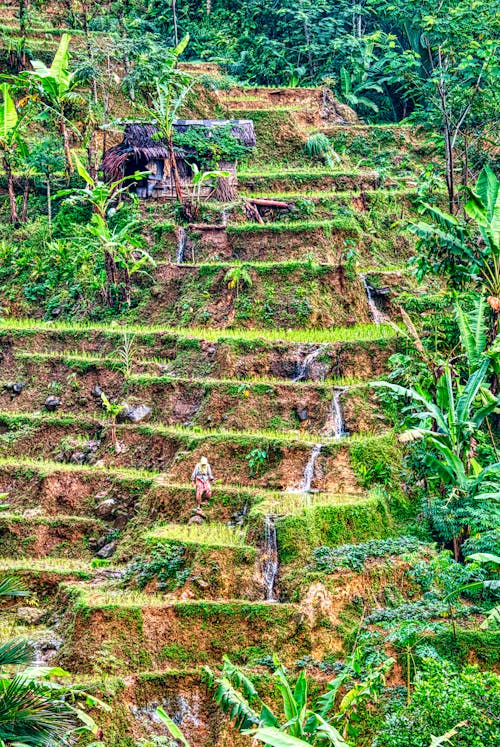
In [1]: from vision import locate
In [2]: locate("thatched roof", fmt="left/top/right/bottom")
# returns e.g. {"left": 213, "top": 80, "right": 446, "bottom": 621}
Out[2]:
{"left": 102, "top": 123, "right": 170, "bottom": 181}
{"left": 102, "top": 120, "right": 256, "bottom": 181}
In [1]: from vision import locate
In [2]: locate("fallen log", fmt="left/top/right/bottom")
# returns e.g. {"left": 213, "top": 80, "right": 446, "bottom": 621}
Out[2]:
{"left": 246, "top": 197, "right": 290, "bottom": 209}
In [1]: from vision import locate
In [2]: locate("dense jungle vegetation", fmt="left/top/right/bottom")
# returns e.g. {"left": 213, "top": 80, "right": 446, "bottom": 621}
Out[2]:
{"left": 0, "top": 1, "right": 499, "bottom": 746}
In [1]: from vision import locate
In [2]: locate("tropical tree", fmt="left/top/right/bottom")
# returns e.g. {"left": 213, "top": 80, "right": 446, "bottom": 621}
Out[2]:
{"left": 204, "top": 653, "right": 392, "bottom": 746}
{"left": 20, "top": 34, "right": 82, "bottom": 175}
{"left": 0, "top": 575, "right": 106, "bottom": 745}
{"left": 59, "top": 153, "right": 154, "bottom": 307}
{"left": 139, "top": 35, "right": 192, "bottom": 202}
{"left": 374, "top": 359, "right": 500, "bottom": 556}
{"left": 409, "top": 167, "right": 500, "bottom": 320}
{"left": 0, "top": 82, "right": 28, "bottom": 223}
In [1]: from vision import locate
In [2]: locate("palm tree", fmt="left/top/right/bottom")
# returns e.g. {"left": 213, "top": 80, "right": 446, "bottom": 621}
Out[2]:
{"left": 0, "top": 576, "right": 104, "bottom": 745}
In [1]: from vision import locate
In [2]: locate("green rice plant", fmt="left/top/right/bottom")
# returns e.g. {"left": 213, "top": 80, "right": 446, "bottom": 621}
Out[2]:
{"left": 304, "top": 133, "right": 342, "bottom": 168}
{"left": 0, "top": 558, "right": 91, "bottom": 574}
{"left": 252, "top": 491, "right": 367, "bottom": 517}
{"left": 0, "top": 317, "right": 399, "bottom": 345}
{"left": 148, "top": 522, "right": 249, "bottom": 548}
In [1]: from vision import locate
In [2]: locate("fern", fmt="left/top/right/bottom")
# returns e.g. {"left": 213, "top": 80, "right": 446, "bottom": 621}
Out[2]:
{"left": 455, "top": 298, "right": 488, "bottom": 372}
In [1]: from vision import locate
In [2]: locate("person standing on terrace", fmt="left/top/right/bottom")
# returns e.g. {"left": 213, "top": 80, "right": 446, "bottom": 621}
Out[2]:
{"left": 191, "top": 456, "right": 214, "bottom": 508}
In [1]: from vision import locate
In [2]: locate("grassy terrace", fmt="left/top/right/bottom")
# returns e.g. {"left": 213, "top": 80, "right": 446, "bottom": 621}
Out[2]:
{"left": 0, "top": 557, "right": 93, "bottom": 574}
{"left": 242, "top": 187, "right": 420, "bottom": 200}
{"left": 10, "top": 350, "right": 368, "bottom": 387}
{"left": 147, "top": 522, "right": 251, "bottom": 549}
{"left": 0, "top": 410, "right": 390, "bottom": 445}
{"left": 0, "top": 318, "right": 398, "bottom": 345}
{"left": 0, "top": 456, "right": 291, "bottom": 500}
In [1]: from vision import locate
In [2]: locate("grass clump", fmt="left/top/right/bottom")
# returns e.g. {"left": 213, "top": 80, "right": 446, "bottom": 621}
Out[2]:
{"left": 148, "top": 522, "right": 249, "bottom": 548}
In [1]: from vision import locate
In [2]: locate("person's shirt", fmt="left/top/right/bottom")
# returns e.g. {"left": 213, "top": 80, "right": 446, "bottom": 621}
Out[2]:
{"left": 191, "top": 463, "right": 214, "bottom": 482}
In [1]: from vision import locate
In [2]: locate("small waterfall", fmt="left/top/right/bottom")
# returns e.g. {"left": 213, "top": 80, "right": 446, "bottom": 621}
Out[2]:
{"left": 300, "top": 443, "right": 323, "bottom": 495}
{"left": 293, "top": 346, "right": 325, "bottom": 382}
{"left": 360, "top": 274, "right": 385, "bottom": 324}
{"left": 329, "top": 387, "right": 349, "bottom": 439}
{"left": 261, "top": 515, "right": 279, "bottom": 602}
{"left": 176, "top": 227, "right": 187, "bottom": 264}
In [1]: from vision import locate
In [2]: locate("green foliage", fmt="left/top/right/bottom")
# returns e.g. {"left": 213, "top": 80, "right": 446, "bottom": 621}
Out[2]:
{"left": 124, "top": 544, "right": 190, "bottom": 591}
{"left": 409, "top": 168, "right": 500, "bottom": 296}
{"left": 174, "top": 124, "right": 249, "bottom": 169}
{"left": 0, "top": 575, "right": 106, "bottom": 745}
{"left": 246, "top": 448, "right": 268, "bottom": 477}
{"left": 303, "top": 134, "right": 341, "bottom": 168}
{"left": 313, "top": 537, "right": 425, "bottom": 572}
{"left": 373, "top": 660, "right": 500, "bottom": 747}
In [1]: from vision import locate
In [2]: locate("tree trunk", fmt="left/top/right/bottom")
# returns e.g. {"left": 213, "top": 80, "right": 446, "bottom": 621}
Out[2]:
{"left": 4, "top": 159, "right": 19, "bottom": 224}
{"left": 172, "top": 0, "right": 179, "bottom": 46}
{"left": 87, "top": 130, "right": 98, "bottom": 182}
{"left": 168, "top": 137, "right": 183, "bottom": 202}
{"left": 444, "top": 124, "right": 455, "bottom": 214}
{"left": 21, "top": 178, "right": 29, "bottom": 222}
{"left": 60, "top": 120, "right": 74, "bottom": 177}
{"left": 104, "top": 249, "right": 118, "bottom": 306}
{"left": 46, "top": 179, "right": 52, "bottom": 236}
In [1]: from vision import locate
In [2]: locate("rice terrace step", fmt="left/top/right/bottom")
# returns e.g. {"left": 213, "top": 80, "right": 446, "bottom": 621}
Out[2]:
{"left": 0, "top": 6, "right": 496, "bottom": 746}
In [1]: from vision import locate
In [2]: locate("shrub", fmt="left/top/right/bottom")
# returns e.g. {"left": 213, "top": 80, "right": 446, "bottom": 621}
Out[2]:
{"left": 374, "top": 660, "right": 500, "bottom": 747}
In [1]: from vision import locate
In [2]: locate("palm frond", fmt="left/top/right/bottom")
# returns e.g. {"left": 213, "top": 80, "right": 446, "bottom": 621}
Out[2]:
{"left": 0, "top": 640, "right": 34, "bottom": 668}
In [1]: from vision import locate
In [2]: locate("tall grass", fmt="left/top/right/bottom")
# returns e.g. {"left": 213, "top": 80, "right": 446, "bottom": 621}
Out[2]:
{"left": 0, "top": 318, "right": 399, "bottom": 345}
{"left": 0, "top": 557, "right": 91, "bottom": 573}
{"left": 148, "top": 522, "right": 249, "bottom": 548}
{"left": 0, "top": 410, "right": 390, "bottom": 445}
{"left": 252, "top": 491, "right": 369, "bottom": 516}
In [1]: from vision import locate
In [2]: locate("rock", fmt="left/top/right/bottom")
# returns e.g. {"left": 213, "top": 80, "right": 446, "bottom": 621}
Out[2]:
{"left": 96, "top": 540, "right": 117, "bottom": 559}
{"left": 23, "top": 507, "right": 44, "bottom": 519}
{"left": 119, "top": 403, "right": 152, "bottom": 423}
{"left": 44, "top": 395, "right": 61, "bottom": 411}
{"left": 17, "top": 606, "right": 47, "bottom": 625}
{"left": 194, "top": 578, "right": 209, "bottom": 589}
{"left": 188, "top": 508, "right": 207, "bottom": 525}
{"left": 70, "top": 451, "right": 87, "bottom": 465}
{"left": 95, "top": 498, "right": 118, "bottom": 518}
{"left": 296, "top": 407, "right": 309, "bottom": 422}
{"left": 7, "top": 382, "right": 24, "bottom": 395}
{"left": 92, "top": 385, "right": 103, "bottom": 398}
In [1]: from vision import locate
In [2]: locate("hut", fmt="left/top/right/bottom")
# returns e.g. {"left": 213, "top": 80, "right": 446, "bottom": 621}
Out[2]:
{"left": 101, "top": 120, "right": 255, "bottom": 201}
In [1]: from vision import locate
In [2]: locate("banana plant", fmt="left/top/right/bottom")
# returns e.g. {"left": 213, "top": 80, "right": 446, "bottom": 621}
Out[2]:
{"left": 375, "top": 358, "right": 499, "bottom": 475}
{"left": 204, "top": 653, "right": 394, "bottom": 746}
{"left": 139, "top": 34, "right": 192, "bottom": 202}
{"left": 464, "top": 166, "right": 500, "bottom": 308}
{"left": 408, "top": 167, "right": 500, "bottom": 317}
{"left": 20, "top": 33, "right": 83, "bottom": 174}
{"left": 463, "top": 552, "right": 500, "bottom": 629}
{"left": 0, "top": 82, "right": 28, "bottom": 223}
{"left": 374, "top": 360, "right": 500, "bottom": 555}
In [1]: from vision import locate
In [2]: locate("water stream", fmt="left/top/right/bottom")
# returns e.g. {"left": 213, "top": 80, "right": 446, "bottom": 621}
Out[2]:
{"left": 293, "top": 345, "right": 325, "bottom": 382}
{"left": 328, "top": 387, "right": 349, "bottom": 439}
{"left": 176, "top": 227, "right": 187, "bottom": 264}
{"left": 261, "top": 515, "right": 279, "bottom": 602}
{"left": 300, "top": 443, "right": 323, "bottom": 496}
{"left": 360, "top": 273, "right": 385, "bottom": 324}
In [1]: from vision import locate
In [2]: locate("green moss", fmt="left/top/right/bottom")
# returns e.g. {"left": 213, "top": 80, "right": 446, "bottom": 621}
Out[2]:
{"left": 277, "top": 496, "right": 393, "bottom": 564}
{"left": 432, "top": 629, "right": 500, "bottom": 668}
